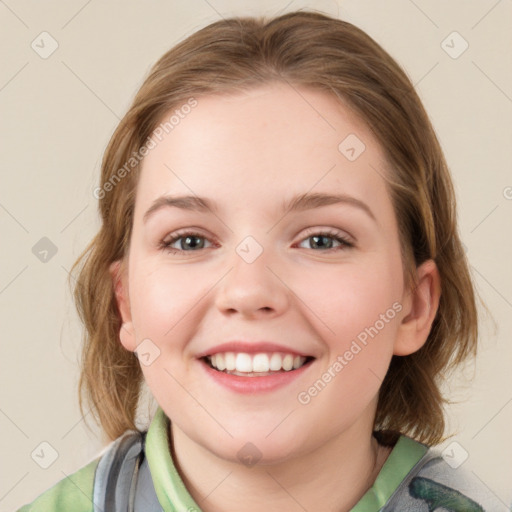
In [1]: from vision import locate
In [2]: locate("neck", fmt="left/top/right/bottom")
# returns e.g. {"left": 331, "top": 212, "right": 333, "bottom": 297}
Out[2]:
{"left": 170, "top": 420, "right": 391, "bottom": 512}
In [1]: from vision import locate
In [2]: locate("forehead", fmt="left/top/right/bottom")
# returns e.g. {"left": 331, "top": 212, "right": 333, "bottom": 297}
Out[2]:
{"left": 135, "top": 82, "right": 390, "bottom": 217}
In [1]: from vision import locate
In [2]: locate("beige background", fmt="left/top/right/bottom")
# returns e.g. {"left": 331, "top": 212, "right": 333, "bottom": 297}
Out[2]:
{"left": 1, "top": 0, "right": 511, "bottom": 509}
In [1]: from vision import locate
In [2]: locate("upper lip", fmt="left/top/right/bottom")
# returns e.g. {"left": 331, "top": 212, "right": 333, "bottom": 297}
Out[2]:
{"left": 196, "top": 341, "right": 315, "bottom": 359}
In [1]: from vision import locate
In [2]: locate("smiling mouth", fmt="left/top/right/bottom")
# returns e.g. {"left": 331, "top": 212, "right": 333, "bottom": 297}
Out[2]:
{"left": 202, "top": 352, "right": 315, "bottom": 377}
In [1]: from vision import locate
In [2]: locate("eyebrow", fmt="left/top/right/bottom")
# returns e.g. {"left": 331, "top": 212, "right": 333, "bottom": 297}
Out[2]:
{"left": 143, "top": 192, "right": 376, "bottom": 223}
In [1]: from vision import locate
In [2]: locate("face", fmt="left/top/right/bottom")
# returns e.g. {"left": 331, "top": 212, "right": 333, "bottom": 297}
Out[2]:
{"left": 113, "top": 82, "right": 432, "bottom": 464}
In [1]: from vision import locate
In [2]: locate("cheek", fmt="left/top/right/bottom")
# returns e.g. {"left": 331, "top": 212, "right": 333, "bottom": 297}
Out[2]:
{"left": 293, "top": 257, "right": 403, "bottom": 340}
{"left": 292, "top": 255, "right": 403, "bottom": 400}
{"left": 128, "top": 263, "right": 206, "bottom": 406}
{"left": 129, "top": 261, "right": 203, "bottom": 343}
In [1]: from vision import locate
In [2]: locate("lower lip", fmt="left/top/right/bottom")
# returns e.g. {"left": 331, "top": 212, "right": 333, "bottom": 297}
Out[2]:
{"left": 199, "top": 359, "right": 313, "bottom": 394}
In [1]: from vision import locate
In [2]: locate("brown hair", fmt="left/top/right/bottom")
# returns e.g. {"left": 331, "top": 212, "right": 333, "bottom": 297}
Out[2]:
{"left": 71, "top": 10, "right": 478, "bottom": 444}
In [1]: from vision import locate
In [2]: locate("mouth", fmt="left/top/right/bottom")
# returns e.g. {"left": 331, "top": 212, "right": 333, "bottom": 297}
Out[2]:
{"left": 201, "top": 351, "right": 315, "bottom": 377}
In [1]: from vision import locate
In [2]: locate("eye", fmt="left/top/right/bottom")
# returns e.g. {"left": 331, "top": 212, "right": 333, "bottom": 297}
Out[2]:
{"left": 297, "top": 229, "right": 353, "bottom": 251}
{"left": 159, "top": 228, "right": 353, "bottom": 255}
{"left": 159, "top": 231, "right": 213, "bottom": 254}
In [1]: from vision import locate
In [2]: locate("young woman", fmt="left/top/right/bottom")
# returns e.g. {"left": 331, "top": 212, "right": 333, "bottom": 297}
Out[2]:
{"left": 20, "top": 11, "right": 501, "bottom": 511}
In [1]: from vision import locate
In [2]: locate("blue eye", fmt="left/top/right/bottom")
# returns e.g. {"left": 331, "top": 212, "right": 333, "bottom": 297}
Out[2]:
{"left": 159, "top": 229, "right": 353, "bottom": 255}
{"left": 160, "top": 232, "right": 212, "bottom": 253}
{"left": 298, "top": 232, "right": 353, "bottom": 251}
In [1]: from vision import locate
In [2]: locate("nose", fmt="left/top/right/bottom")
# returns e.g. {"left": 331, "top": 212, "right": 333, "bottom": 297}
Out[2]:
{"left": 214, "top": 243, "right": 290, "bottom": 320}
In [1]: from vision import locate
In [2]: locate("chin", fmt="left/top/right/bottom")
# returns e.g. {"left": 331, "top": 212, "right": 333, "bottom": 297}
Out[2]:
{"left": 197, "top": 427, "right": 308, "bottom": 468}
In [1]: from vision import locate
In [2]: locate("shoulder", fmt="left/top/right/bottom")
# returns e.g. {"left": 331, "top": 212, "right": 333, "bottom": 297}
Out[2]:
{"left": 18, "top": 429, "right": 148, "bottom": 512}
{"left": 16, "top": 456, "right": 100, "bottom": 512}
{"left": 386, "top": 445, "right": 505, "bottom": 511}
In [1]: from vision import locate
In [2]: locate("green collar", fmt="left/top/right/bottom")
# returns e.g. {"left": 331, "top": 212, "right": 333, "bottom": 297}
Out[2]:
{"left": 145, "top": 407, "right": 428, "bottom": 512}
{"left": 145, "top": 406, "right": 200, "bottom": 511}
{"left": 352, "top": 435, "right": 428, "bottom": 510}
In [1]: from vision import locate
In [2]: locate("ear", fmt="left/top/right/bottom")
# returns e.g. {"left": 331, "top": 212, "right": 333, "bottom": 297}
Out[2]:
{"left": 393, "top": 259, "right": 441, "bottom": 356}
{"left": 109, "top": 260, "right": 137, "bottom": 352}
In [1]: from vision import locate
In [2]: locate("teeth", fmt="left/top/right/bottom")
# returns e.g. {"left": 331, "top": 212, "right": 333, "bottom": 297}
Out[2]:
{"left": 252, "top": 353, "right": 269, "bottom": 372}
{"left": 282, "top": 354, "right": 293, "bottom": 371}
{"left": 235, "top": 353, "right": 252, "bottom": 372}
{"left": 225, "top": 352, "right": 236, "bottom": 371}
{"left": 216, "top": 354, "right": 226, "bottom": 371}
{"left": 207, "top": 352, "right": 308, "bottom": 374}
{"left": 269, "top": 353, "right": 282, "bottom": 371}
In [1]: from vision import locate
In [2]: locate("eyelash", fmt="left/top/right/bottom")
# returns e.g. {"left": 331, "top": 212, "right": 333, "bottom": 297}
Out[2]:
{"left": 158, "top": 229, "right": 354, "bottom": 255}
